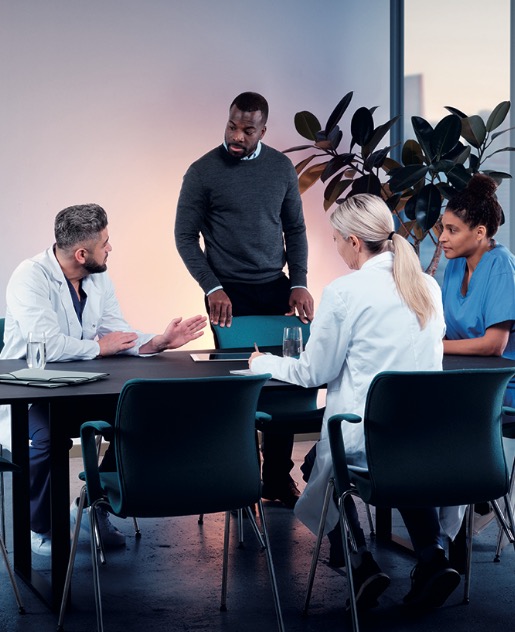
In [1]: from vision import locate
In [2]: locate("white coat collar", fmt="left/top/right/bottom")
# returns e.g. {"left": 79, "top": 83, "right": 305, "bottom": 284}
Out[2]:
{"left": 360, "top": 250, "right": 394, "bottom": 270}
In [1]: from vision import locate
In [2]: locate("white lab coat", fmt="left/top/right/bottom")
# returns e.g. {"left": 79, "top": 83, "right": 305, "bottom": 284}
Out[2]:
{"left": 0, "top": 247, "right": 154, "bottom": 447}
{"left": 251, "top": 252, "right": 447, "bottom": 537}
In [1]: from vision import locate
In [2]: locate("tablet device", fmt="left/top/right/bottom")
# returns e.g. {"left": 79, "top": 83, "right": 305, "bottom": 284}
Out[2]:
{"left": 190, "top": 352, "right": 252, "bottom": 362}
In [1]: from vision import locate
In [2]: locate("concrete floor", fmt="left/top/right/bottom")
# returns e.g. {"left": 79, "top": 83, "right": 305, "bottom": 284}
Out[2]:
{"left": 1, "top": 440, "right": 515, "bottom": 632}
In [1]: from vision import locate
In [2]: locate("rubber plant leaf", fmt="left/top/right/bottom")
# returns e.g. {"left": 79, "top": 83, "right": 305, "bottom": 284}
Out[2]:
{"left": 321, "top": 153, "right": 356, "bottom": 183}
{"left": 283, "top": 144, "right": 316, "bottom": 154}
{"left": 415, "top": 183, "right": 443, "bottom": 232}
{"left": 294, "top": 154, "right": 317, "bottom": 175}
{"left": 460, "top": 115, "right": 486, "bottom": 149}
{"left": 298, "top": 162, "right": 328, "bottom": 194}
{"left": 486, "top": 101, "right": 510, "bottom": 132}
{"left": 323, "top": 178, "right": 353, "bottom": 210}
{"left": 491, "top": 126, "right": 515, "bottom": 141}
{"left": 402, "top": 139, "right": 424, "bottom": 166}
{"left": 446, "top": 164, "right": 471, "bottom": 190}
{"left": 324, "top": 92, "right": 353, "bottom": 134}
{"left": 294, "top": 111, "right": 321, "bottom": 141}
{"left": 404, "top": 192, "right": 418, "bottom": 220}
{"left": 362, "top": 115, "right": 401, "bottom": 157}
{"left": 363, "top": 146, "right": 391, "bottom": 172}
{"left": 436, "top": 182, "right": 457, "bottom": 200}
{"left": 442, "top": 142, "right": 470, "bottom": 164}
{"left": 350, "top": 173, "right": 382, "bottom": 196}
{"left": 412, "top": 116, "right": 435, "bottom": 162}
{"left": 388, "top": 164, "right": 429, "bottom": 193}
{"left": 431, "top": 114, "right": 461, "bottom": 161}
{"left": 351, "top": 107, "right": 374, "bottom": 147}
{"left": 444, "top": 106, "right": 467, "bottom": 118}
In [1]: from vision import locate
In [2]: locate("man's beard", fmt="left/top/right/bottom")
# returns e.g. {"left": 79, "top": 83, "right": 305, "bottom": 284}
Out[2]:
{"left": 84, "top": 258, "right": 107, "bottom": 274}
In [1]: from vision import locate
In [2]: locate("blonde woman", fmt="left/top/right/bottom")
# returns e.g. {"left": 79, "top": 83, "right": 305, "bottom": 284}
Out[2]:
{"left": 250, "top": 194, "right": 459, "bottom": 609}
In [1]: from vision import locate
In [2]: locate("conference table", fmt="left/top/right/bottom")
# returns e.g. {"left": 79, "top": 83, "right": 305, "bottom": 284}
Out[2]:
{"left": 0, "top": 349, "right": 283, "bottom": 610}
{"left": 1, "top": 350, "right": 515, "bottom": 610}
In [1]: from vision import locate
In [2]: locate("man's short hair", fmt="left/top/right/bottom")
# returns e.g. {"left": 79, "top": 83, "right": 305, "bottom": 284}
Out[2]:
{"left": 230, "top": 92, "right": 269, "bottom": 124}
{"left": 54, "top": 204, "right": 108, "bottom": 250}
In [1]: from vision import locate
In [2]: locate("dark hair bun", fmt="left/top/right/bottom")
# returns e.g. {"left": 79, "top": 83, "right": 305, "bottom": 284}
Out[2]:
{"left": 466, "top": 173, "right": 497, "bottom": 198}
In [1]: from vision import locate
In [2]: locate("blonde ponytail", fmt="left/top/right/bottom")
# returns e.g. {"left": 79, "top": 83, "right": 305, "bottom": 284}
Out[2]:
{"left": 331, "top": 194, "right": 436, "bottom": 328}
{"left": 390, "top": 233, "right": 435, "bottom": 328}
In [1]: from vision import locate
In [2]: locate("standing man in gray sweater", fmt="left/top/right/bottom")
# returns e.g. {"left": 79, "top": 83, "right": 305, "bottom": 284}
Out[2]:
{"left": 175, "top": 92, "right": 314, "bottom": 508}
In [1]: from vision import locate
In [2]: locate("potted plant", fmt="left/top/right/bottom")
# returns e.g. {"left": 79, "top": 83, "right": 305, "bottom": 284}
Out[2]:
{"left": 285, "top": 92, "right": 514, "bottom": 274}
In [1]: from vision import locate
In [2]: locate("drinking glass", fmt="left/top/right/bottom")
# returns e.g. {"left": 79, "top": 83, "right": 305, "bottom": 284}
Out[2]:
{"left": 26, "top": 331, "right": 46, "bottom": 369}
{"left": 282, "top": 326, "right": 303, "bottom": 359}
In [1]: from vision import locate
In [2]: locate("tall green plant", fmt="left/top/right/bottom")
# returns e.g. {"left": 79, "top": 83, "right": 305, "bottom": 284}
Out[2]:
{"left": 285, "top": 93, "right": 514, "bottom": 274}
{"left": 284, "top": 91, "right": 400, "bottom": 210}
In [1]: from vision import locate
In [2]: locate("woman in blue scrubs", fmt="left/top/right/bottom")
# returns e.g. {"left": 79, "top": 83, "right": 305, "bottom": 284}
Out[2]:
{"left": 440, "top": 173, "right": 515, "bottom": 407}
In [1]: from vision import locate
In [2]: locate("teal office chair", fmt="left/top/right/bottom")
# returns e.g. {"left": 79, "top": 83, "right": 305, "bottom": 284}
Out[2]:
{"left": 494, "top": 415, "right": 515, "bottom": 560}
{"left": 58, "top": 375, "right": 284, "bottom": 632}
{"left": 303, "top": 368, "right": 515, "bottom": 632}
{"left": 0, "top": 318, "right": 6, "bottom": 545}
{"left": 213, "top": 315, "right": 324, "bottom": 436}
{"left": 0, "top": 457, "right": 25, "bottom": 614}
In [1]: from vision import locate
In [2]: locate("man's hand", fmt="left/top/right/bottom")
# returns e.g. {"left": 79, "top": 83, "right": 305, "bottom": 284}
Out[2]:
{"left": 286, "top": 288, "right": 314, "bottom": 324}
{"left": 207, "top": 289, "right": 233, "bottom": 327}
{"left": 98, "top": 331, "right": 138, "bottom": 356}
{"left": 140, "top": 315, "right": 207, "bottom": 354}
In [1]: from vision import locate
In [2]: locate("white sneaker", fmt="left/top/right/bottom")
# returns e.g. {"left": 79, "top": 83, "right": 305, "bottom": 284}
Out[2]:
{"left": 473, "top": 509, "right": 496, "bottom": 535}
{"left": 31, "top": 530, "right": 51, "bottom": 556}
{"left": 70, "top": 498, "right": 126, "bottom": 548}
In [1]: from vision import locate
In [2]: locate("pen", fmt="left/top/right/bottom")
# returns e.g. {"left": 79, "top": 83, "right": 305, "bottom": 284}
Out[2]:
{"left": 254, "top": 343, "right": 259, "bottom": 352}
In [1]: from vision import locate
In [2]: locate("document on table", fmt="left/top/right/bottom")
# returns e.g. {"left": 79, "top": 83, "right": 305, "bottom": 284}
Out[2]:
{"left": 0, "top": 368, "right": 109, "bottom": 388}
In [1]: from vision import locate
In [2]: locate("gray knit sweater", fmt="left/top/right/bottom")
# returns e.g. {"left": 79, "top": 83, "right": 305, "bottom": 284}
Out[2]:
{"left": 175, "top": 144, "right": 308, "bottom": 294}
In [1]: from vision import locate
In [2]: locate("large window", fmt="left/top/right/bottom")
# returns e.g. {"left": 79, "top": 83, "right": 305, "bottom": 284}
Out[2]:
{"left": 403, "top": 0, "right": 511, "bottom": 275}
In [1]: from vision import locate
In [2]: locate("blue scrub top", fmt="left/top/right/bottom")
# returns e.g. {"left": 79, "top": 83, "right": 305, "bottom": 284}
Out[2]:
{"left": 442, "top": 243, "right": 515, "bottom": 407}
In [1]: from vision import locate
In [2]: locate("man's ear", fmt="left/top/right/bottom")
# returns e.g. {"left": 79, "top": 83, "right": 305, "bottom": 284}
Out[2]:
{"left": 74, "top": 247, "right": 88, "bottom": 265}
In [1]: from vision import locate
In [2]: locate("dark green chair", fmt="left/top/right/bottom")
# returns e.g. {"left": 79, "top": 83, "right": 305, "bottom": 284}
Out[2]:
{"left": 213, "top": 315, "right": 324, "bottom": 436}
{"left": 0, "top": 457, "right": 25, "bottom": 614}
{"left": 58, "top": 375, "right": 284, "bottom": 632}
{"left": 494, "top": 415, "right": 515, "bottom": 560}
{"left": 304, "top": 368, "right": 515, "bottom": 632}
{"left": 0, "top": 319, "right": 8, "bottom": 547}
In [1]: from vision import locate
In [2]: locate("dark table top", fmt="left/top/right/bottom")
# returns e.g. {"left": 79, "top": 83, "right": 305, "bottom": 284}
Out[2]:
{"left": 0, "top": 350, "right": 514, "bottom": 405}
{"left": 0, "top": 349, "right": 270, "bottom": 404}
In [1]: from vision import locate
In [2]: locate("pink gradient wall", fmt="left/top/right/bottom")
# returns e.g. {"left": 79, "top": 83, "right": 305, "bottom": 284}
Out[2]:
{"left": 0, "top": 1, "right": 389, "bottom": 348}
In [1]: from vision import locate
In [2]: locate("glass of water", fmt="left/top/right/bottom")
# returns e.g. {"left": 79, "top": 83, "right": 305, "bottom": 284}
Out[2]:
{"left": 26, "top": 331, "right": 46, "bottom": 369}
{"left": 282, "top": 326, "right": 303, "bottom": 359}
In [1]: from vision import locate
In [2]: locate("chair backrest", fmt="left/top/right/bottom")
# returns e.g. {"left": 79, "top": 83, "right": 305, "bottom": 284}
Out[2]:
{"left": 329, "top": 368, "right": 515, "bottom": 508}
{"left": 213, "top": 315, "right": 311, "bottom": 349}
{"left": 214, "top": 315, "right": 319, "bottom": 421}
{"left": 0, "top": 456, "right": 20, "bottom": 473}
{"left": 93, "top": 375, "right": 270, "bottom": 518}
{"left": 0, "top": 318, "right": 4, "bottom": 352}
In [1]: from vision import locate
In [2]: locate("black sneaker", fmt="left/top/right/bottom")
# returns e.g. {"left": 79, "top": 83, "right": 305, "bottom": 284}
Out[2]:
{"left": 261, "top": 479, "right": 301, "bottom": 509}
{"left": 350, "top": 551, "right": 390, "bottom": 610}
{"left": 327, "top": 524, "right": 346, "bottom": 568}
{"left": 403, "top": 549, "right": 461, "bottom": 608}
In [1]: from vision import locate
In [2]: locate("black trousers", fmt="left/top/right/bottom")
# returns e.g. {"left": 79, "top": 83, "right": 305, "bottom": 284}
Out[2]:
{"left": 206, "top": 275, "right": 295, "bottom": 487}
{"left": 29, "top": 400, "right": 117, "bottom": 534}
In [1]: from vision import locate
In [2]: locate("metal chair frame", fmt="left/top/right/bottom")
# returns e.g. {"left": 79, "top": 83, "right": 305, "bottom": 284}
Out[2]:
{"left": 58, "top": 376, "right": 284, "bottom": 632}
{"left": 303, "top": 369, "right": 515, "bottom": 632}
{"left": 0, "top": 457, "right": 25, "bottom": 614}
